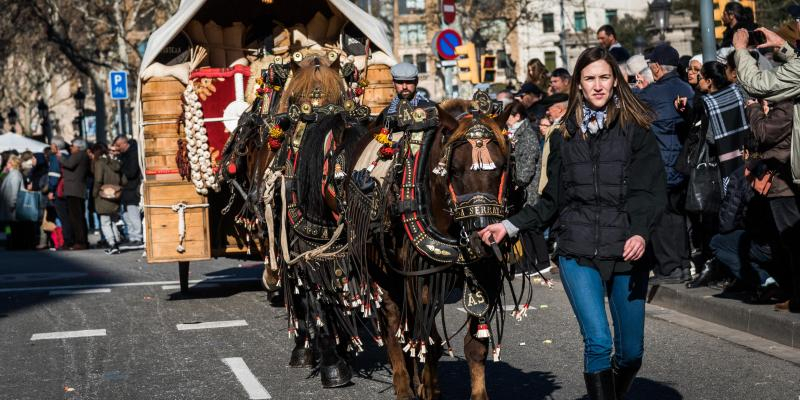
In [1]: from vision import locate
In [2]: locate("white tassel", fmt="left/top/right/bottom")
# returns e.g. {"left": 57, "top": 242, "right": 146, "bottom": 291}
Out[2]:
{"left": 402, "top": 343, "right": 412, "bottom": 353}
{"left": 492, "top": 346, "right": 501, "bottom": 362}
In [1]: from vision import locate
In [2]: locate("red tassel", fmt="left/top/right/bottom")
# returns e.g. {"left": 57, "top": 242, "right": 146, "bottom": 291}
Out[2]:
{"left": 227, "top": 163, "right": 237, "bottom": 174}
{"left": 476, "top": 323, "right": 490, "bottom": 339}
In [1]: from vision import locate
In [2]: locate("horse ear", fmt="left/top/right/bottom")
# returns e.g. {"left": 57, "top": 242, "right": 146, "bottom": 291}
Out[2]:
{"left": 437, "top": 106, "right": 459, "bottom": 132}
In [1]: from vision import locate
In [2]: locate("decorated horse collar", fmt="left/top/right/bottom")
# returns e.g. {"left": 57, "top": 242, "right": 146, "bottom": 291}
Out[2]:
{"left": 288, "top": 99, "right": 370, "bottom": 124}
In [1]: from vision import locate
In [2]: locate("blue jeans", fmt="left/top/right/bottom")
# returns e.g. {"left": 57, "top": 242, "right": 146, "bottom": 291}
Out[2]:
{"left": 710, "top": 230, "right": 772, "bottom": 287}
{"left": 559, "top": 257, "right": 648, "bottom": 373}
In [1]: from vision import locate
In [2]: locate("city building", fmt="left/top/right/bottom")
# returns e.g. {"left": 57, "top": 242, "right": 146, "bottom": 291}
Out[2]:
{"left": 517, "top": 0, "right": 648, "bottom": 73}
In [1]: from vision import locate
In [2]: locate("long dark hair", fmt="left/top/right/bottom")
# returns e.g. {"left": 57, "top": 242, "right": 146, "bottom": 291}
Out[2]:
{"left": 564, "top": 47, "right": 654, "bottom": 138}
{"left": 497, "top": 101, "right": 527, "bottom": 128}
{"left": 701, "top": 61, "right": 730, "bottom": 90}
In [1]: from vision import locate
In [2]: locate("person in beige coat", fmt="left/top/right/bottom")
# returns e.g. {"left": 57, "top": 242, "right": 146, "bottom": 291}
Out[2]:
{"left": 733, "top": 22, "right": 800, "bottom": 313}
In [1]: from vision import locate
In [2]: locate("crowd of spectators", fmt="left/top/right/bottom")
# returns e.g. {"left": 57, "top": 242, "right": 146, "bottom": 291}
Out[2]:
{"left": 0, "top": 135, "right": 144, "bottom": 254}
{"left": 498, "top": 7, "right": 800, "bottom": 314}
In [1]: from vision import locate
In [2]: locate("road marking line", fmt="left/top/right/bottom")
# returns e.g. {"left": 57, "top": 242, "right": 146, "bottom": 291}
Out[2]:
{"left": 0, "top": 277, "right": 259, "bottom": 294}
{"left": 176, "top": 320, "right": 248, "bottom": 331}
{"left": 222, "top": 357, "right": 271, "bottom": 400}
{"left": 49, "top": 288, "right": 112, "bottom": 296}
{"left": 161, "top": 283, "right": 219, "bottom": 290}
{"left": 31, "top": 329, "right": 107, "bottom": 341}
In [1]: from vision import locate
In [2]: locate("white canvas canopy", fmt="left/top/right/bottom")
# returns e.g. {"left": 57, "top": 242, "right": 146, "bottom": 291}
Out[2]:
{"left": 134, "top": 0, "right": 395, "bottom": 164}
{"left": 0, "top": 133, "right": 48, "bottom": 153}
{"left": 138, "top": 0, "right": 395, "bottom": 77}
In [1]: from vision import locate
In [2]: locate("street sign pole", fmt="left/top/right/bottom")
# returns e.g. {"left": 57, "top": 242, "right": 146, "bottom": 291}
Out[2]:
{"left": 109, "top": 70, "right": 129, "bottom": 138}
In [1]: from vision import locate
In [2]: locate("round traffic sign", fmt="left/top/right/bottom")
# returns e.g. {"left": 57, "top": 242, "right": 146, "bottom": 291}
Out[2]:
{"left": 433, "top": 29, "right": 462, "bottom": 60}
{"left": 442, "top": 0, "right": 456, "bottom": 25}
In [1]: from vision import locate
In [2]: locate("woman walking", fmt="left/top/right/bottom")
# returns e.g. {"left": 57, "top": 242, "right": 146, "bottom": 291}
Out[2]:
{"left": 90, "top": 143, "right": 123, "bottom": 255}
{"left": 480, "top": 47, "right": 667, "bottom": 399}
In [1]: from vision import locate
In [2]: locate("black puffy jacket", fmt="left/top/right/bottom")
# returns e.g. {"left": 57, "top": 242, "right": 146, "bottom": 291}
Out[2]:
{"left": 508, "top": 115, "right": 667, "bottom": 277}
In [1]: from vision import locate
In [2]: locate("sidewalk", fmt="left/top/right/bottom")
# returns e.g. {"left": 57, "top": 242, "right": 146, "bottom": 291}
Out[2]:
{"left": 648, "top": 282, "right": 800, "bottom": 349}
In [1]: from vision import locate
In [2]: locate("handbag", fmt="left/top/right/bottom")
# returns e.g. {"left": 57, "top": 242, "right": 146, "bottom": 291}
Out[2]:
{"left": 41, "top": 209, "right": 57, "bottom": 232}
{"left": 99, "top": 184, "right": 122, "bottom": 201}
{"left": 15, "top": 190, "right": 43, "bottom": 222}
{"left": 685, "top": 140, "right": 722, "bottom": 213}
{"left": 744, "top": 154, "right": 775, "bottom": 196}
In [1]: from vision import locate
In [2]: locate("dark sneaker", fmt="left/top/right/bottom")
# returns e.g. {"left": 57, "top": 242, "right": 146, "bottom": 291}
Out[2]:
{"left": 104, "top": 246, "right": 120, "bottom": 255}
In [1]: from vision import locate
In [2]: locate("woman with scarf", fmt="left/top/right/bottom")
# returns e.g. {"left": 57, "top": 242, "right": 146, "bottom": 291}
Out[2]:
{"left": 680, "top": 61, "right": 752, "bottom": 288}
{"left": 479, "top": 47, "right": 666, "bottom": 399}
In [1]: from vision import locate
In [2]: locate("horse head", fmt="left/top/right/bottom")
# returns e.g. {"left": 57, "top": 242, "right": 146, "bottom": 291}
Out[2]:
{"left": 431, "top": 93, "right": 510, "bottom": 259}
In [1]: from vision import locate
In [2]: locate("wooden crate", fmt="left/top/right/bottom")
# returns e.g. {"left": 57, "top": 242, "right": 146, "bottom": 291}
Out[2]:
{"left": 144, "top": 181, "right": 211, "bottom": 263}
{"left": 142, "top": 77, "right": 184, "bottom": 175}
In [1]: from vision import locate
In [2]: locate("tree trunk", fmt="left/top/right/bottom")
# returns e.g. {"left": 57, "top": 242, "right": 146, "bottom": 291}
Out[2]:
{"left": 91, "top": 72, "right": 108, "bottom": 144}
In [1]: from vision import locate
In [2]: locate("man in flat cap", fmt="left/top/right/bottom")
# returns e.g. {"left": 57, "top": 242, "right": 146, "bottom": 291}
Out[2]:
{"left": 382, "top": 62, "right": 433, "bottom": 116}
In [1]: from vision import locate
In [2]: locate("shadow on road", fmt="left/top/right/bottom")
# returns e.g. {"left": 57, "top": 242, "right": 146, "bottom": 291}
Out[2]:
{"left": 0, "top": 249, "right": 266, "bottom": 316}
{"left": 164, "top": 264, "right": 266, "bottom": 300}
{"left": 440, "top": 358, "right": 560, "bottom": 399}
{"left": 0, "top": 250, "right": 131, "bottom": 317}
{"left": 627, "top": 378, "right": 683, "bottom": 400}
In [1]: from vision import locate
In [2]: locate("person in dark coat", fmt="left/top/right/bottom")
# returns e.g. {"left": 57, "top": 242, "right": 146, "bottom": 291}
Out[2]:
{"left": 48, "top": 136, "right": 73, "bottom": 248}
{"left": 638, "top": 44, "right": 696, "bottom": 284}
{"left": 480, "top": 47, "right": 667, "bottom": 400}
{"left": 720, "top": 2, "right": 757, "bottom": 48}
{"left": 111, "top": 135, "right": 144, "bottom": 250}
{"left": 58, "top": 138, "right": 89, "bottom": 250}
{"left": 707, "top": 164, "right": 777, "bottom": 301}
{"left": 90, "top": 143, "right": 123, "bottom": 254}
{"left": 597, "top": 25, "right": 631, "bottom": 63}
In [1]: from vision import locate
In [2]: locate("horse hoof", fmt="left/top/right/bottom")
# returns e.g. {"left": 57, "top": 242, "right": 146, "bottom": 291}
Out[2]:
{"left": 320, "top": 359, "right": 352, "bottom": 388}
{"left": 288, "top": 347, "right": 314, "bottom": 368}
{"left": 268, "top": 291, "right": 284, "bottom": 308}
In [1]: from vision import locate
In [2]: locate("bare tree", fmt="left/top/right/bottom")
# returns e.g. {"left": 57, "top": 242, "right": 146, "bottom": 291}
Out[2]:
{"left": 2, "top": 0, "right": 179, "bottom": 141}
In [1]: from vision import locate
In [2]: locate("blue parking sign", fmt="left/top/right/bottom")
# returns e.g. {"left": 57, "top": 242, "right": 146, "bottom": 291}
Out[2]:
{"left": 109, "top": 71, "right": 128, "bottom": 100}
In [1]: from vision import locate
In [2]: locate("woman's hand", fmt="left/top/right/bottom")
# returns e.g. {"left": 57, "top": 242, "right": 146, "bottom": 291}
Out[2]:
{"left": 478, "top": 223, "right": 508, "bottom": 246}
{"left": 623, "top": 235, "right": 646, "bottom": 261}
{"left": 674, "top": 96, "right": 688, "bottom": 112}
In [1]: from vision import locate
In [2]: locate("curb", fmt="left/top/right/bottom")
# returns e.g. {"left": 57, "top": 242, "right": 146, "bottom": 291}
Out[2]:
{"left": 648, "top": 283, "right": 800, "bottom": 349}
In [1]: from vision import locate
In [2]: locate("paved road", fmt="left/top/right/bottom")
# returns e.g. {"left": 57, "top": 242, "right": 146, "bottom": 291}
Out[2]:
{"left": 1, "top": 249, "right": 799, "bottom": 400}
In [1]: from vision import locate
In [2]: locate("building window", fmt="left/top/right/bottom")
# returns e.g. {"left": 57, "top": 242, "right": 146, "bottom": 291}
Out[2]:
{"left": 399, "top": 23, "right": 427, "bottom": 46}
{"left": 605, "top": 9, "right": 618, "bottom": 24}
{"left": 544, "top": 51, "right": 557, "bottom": 71}
{"left": 574, "top": 11, "right": 586, "bottom": 32}
{"left": 542, "top": 13, "right": 554, "bottom": 33}
{"left": 416, "top": 54, "right": 427, "bottom": 73}
{"left": 399, "top": 0, "right": 425, "bottom": 15}
{"left": 402, "top": 54, "right": 414, "bottom": 65}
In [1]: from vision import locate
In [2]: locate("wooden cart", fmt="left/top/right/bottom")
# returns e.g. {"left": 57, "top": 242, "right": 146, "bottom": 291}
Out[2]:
{"left": 136, "top": 0, "right": 398, "bottom": 292}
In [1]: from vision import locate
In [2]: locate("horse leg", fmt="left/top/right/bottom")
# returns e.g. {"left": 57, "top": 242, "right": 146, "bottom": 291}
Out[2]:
{"left": 419, "top": 327, "right": 443, "bottom": 400}
{"left": 464, "top": 318, "right": 489, "bottom": 400}
{"left": 317, "top": 305, "right": 352, "bottom": 388}
{"left": 288, "top": 291, "right": 314, "bottom": 368}
{"left": 381, "top": 288, "right": 417, "bottom": 400}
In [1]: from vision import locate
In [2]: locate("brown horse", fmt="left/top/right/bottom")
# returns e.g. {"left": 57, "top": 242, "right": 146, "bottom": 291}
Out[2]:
{"left": 344, "top": 93, "right": 519, "bottom": 400}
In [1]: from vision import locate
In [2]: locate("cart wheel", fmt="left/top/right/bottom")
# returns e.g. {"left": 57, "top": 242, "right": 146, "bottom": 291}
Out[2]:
{"left": 179, "top": 261, "right": 190, "bottom": 293}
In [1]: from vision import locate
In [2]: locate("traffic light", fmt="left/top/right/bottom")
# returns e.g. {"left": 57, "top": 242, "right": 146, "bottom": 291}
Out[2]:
{"left": 480, "top": 54, "right": 496, "bottom": 82}
{"left": 713, "top": 0, "right": 757, "bottom": 40}
{"left": 455, "top": 42, "right": 479, "bottom": 84}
